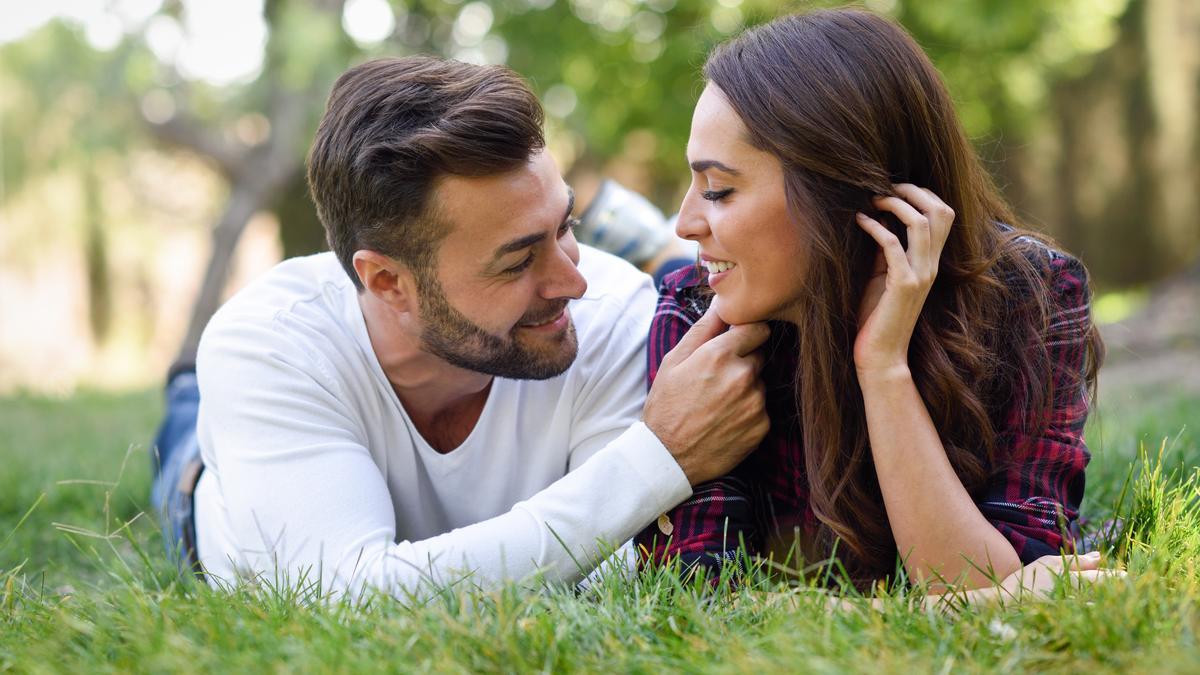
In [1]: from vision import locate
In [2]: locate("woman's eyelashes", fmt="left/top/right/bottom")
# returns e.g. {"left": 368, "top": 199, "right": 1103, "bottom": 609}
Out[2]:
{"left": 702, "top": 187, "right": 734, "bottom": 202}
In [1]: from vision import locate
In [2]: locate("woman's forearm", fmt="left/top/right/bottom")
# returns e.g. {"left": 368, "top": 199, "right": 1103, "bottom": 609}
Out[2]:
{"left": 857, "top": 364, "right": 1021, "bottom": 588}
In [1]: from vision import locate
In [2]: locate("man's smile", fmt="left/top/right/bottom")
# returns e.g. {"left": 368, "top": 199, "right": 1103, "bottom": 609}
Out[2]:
{"left": 518, "top": 307, "right": 570, "bottom": 332}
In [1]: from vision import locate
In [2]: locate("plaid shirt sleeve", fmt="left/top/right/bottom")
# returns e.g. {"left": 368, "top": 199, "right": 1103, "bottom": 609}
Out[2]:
{"left": 635, "top": 247, "right": 1097, "bottom": 571}
{"left": 976, "top": 249, "right": 1096, "bottom": 563}
{"left": 633, "top": 266, "right": 756, "bottom": 572}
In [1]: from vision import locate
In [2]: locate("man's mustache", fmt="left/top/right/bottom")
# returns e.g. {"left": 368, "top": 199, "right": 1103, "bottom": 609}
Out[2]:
{"left": 519, "top": 301, "right": 570, "bottom": 326}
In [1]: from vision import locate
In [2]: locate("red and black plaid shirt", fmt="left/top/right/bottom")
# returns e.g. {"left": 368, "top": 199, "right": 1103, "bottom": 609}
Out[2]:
{"left": 635, "top": 241, "right": 1095, "bottom": 573}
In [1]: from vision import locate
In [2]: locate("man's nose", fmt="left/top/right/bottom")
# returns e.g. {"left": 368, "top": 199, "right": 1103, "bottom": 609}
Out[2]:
{"left": 541, "top": 239, "right": 588, "bottom": 300}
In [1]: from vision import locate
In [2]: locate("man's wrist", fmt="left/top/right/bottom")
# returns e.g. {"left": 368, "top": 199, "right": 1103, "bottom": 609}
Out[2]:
{"left": 622, "top": 421, "right": 694, "bottom": 506}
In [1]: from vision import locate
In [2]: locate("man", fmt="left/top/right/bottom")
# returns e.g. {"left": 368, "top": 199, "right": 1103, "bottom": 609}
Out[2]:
{"left": 151, "top": 55, "right": 770, "bottom": 599}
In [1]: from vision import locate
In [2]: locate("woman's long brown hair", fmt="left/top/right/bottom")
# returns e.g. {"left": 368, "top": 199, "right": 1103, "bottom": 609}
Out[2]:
{"left": 703, "top": 9, "right": 1104, "bottom": 582}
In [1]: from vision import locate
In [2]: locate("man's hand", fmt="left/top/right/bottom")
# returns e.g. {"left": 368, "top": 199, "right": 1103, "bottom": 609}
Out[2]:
{"left": 643, "top": 303, "right": 771, "bottom": 485}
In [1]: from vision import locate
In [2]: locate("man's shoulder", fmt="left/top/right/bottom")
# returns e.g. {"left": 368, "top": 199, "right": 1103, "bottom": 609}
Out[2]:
{"left": 571, "top": 245, "right": 657, "bottom": 338}
{"left": 576, "top": 244, "right": 652, "bottom": 303}
{"left": 205, "top": 253, "right": 350, "bottom": 330}
{"left": 198, "top": 252, "right": 357, "bottom": 365}
{"left": 217, "top": 252, "right": 349, "bottom": 317}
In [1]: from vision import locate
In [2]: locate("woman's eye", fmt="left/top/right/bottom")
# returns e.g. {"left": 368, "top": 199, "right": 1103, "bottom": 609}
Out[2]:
{"left": 702, "top": 188, "right": 734, "bottom": 202}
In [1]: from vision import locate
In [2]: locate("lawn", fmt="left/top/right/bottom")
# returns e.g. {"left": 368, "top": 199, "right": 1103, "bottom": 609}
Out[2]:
{"left": 1, "top": 387, "right": 1198, "bottom": 673}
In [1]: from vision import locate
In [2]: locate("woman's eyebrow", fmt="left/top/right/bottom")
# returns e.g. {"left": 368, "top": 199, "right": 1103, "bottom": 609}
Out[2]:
{"left": 689, "top": 159, "right": 741, "bottom": 176}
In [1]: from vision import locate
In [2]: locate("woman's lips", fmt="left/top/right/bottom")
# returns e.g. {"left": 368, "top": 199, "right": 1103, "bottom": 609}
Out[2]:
{"left": 701, "top": 258, "right": 737, "bottom": 288}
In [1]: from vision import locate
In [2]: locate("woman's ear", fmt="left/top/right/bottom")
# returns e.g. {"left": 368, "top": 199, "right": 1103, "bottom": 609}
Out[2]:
{"left": 352, "top": 250, "right": 419, "bottom": 313}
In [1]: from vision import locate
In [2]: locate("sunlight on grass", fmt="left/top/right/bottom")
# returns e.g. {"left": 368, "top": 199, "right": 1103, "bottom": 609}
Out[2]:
{"left": 1, "top": 390, "right": 1198, "bottom": 672}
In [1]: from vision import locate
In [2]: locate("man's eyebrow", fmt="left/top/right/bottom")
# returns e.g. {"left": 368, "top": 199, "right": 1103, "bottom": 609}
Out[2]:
{"left": 493, "top": 231, "right": 546, "bottom": 259}
{"left": 562, "top": 187, "right": 575, "bottom": 225}
{"left": 490, "top": 187, "right": 576, "bottom": 261}
{"left": 689, "top": 159, "right": 742, "bottom": 176}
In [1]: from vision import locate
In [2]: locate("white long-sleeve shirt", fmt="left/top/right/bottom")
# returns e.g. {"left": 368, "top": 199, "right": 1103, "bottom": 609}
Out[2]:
{"left": 193, "top": 246, "right": 692, "bottom": 599}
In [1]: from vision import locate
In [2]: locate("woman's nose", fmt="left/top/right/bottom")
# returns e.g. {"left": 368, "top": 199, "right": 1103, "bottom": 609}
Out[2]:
{"left": 674, "top": 193, "right": 710, "bottom": 242}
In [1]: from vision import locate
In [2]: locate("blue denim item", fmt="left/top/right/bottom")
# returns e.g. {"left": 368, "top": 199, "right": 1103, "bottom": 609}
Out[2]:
{"left": 150, "top": 370, "right": 203, "bottom": 572}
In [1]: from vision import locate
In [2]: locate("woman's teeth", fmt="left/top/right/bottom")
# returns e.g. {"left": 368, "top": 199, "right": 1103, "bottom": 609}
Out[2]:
{"left": 703, "top": 260, "right": 737, "bottom": 274}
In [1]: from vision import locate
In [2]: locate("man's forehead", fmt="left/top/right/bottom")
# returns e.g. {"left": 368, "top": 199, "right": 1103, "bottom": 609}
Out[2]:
{"left": 432, "top": 152, "right": 568, "bottom": 251}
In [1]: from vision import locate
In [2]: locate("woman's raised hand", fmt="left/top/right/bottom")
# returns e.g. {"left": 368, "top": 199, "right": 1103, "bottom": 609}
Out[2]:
{"left": 852, "top": 183, "right": 955, "bottom": 377}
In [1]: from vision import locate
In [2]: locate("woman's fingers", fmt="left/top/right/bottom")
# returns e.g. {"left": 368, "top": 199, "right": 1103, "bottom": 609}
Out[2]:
{"left": 1033, "top": 550, "right": 1103, "bottom": 573}
{"left": 1073, "top": 568, "right": 1126, "bottom": 582}
{"left": 1068, "top": 550, "right": 1104, "bottom": 571}
{"left": 856, "top": 212, "right": 913, "bottom": 285}
{"left": 871, "top": 195, "right": 930, "bottom": 269}
{"left": 892, "top": 183, "right": 955, "bottom": 250}
{"left": 859, "top": 184, "right": 955, "bottom": 284}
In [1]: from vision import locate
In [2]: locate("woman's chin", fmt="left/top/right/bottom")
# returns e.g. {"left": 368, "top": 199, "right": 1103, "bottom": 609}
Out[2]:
{"left": 712, "top": 295, "right": 760, "bottom": 326}
{"left": 713, "top": 294, "right": 791, "bottom": 326}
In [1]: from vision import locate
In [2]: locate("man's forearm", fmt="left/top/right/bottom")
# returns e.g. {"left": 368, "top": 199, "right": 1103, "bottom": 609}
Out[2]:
{"left": 321, "top": 423, "right": 691, "bottom": 601}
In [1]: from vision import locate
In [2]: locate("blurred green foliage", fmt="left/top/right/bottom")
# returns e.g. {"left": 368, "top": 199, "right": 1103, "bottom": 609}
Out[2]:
{"left": 3, "top": 0, "right": 1189, "bottom": 299}
{"left": 1, "top": 0, "right": 1132, "bottom": 198}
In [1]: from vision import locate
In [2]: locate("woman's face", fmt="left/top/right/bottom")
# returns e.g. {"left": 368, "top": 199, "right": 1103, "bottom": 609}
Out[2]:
{"left": 677, "top": 84, "right": 807, "bottom": 326}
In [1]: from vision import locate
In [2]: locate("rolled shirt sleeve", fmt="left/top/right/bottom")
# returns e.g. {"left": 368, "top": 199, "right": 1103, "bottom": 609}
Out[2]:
{"left": 976, "top": 250, "right": 1095, "bottom": 562}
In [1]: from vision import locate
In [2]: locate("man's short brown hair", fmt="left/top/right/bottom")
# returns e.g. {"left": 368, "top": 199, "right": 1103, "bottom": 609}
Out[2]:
{"left": 307, "top": 56, "right": 545, "bottom": 290}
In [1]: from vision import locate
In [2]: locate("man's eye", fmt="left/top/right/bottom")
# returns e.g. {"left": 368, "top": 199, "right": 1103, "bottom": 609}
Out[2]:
{"left": 702, "top": 188, "right": 734, "bottom": 202}
{"left": 504, "top": 254, "right": 535, "bottom": 275}
{"left": 558, "top": 216, "right": 580, "bottom": 237}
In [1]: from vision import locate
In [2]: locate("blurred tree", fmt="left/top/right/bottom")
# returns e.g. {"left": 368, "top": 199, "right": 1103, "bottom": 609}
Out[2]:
{"left": 0, "top": 23, "right": 144, "bottom": 344}
{"left": 1032, "top": 0, "right": 1200, "bottom": 287}
{"left": 143, "top": 0, "right": 358, "bottom": 359}
{"left": 2, "top": 0, "right": 1196, "bottom": 371}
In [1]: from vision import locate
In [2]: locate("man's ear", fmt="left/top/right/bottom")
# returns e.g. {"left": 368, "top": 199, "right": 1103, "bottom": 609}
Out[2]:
{"left": 352, "top": 250, "right": 419, "bottom": 313}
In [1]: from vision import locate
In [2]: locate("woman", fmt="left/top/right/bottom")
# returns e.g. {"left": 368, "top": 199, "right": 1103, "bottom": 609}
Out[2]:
{"left": 634, "top": 9, "right": 1105, "bottom": 591}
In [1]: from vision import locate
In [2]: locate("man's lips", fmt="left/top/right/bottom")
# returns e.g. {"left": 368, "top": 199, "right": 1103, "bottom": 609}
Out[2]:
{"left": 518, "top": 306, "right": 570, "bottom": 330}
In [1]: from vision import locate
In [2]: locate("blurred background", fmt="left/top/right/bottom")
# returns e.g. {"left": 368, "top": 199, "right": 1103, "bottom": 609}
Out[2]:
{"left": 1, "top": 0, "right": 1198, "bottom": 399}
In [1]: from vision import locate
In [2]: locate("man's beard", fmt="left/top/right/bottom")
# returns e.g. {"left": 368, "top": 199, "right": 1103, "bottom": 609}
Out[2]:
{"left": 414, "top": 273, "right": 578, "bottom": 380}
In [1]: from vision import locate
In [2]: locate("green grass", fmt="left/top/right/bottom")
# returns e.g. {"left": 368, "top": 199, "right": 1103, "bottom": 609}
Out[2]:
{"left": 1, "top": 388, "right": 1198, "bottom": 673}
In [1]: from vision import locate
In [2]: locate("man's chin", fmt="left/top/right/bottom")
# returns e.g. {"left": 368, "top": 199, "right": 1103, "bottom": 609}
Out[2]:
{"left": 513, "top": 320, "right": 578, "bottom": 379}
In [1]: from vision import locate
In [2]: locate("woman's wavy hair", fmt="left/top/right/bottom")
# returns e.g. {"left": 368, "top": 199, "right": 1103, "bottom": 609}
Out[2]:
{"left": 703, "top": 9, "right": 1103, "bottom": 582}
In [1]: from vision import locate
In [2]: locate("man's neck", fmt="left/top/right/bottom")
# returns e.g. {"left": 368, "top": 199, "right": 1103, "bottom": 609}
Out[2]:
{"left": 358, "top": 293, "right": 493, "bottom": 452}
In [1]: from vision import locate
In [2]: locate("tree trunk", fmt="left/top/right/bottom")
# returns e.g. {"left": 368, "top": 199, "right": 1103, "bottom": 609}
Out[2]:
{"left": 274, "top": 172, "right": 328, "bottom": 259}
{"left": 177, "top": 183, "right": 271, "bottom": 359}
{"left": 82, "top": 167, "right": 111, "bottom": 344}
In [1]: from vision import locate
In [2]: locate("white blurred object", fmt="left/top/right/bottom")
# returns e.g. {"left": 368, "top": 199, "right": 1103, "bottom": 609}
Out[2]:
{"left": 577, "top": 180, "right": 695, "bottom": 266}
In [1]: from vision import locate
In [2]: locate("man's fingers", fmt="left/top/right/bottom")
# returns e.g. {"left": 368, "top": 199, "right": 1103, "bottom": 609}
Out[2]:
{"left": 709, "top": 321, "right": 771, "bottom": 357}
{"left": 745, "top": 349, "right": 767, "bottom": 374}
{"left": 665, "top": 302, "right": 728, "bottom": 363}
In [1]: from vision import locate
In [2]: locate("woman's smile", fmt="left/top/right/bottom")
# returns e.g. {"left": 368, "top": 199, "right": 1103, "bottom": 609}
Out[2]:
{"left": 700, "top": 254, "right": 738, "bottom": 287}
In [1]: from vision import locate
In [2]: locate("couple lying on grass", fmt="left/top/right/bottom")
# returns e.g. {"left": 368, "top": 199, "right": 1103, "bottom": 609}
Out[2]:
{"left": 152, "top": 9, "right": 1115, "bottom": 605}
